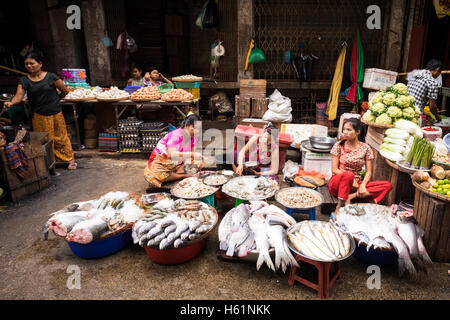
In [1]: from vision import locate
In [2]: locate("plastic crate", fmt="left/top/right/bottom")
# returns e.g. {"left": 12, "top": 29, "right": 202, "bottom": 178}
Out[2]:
{"left": 174, "top": 81, "right": 201, "bottom": 89}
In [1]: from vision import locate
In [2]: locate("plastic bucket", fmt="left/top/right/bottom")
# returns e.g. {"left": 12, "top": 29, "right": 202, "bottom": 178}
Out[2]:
{"left": 144, "top": 238, "right": 206, "bottom": 265}
{"left": 67, "top": 229, "right": 132, "bottom": 259}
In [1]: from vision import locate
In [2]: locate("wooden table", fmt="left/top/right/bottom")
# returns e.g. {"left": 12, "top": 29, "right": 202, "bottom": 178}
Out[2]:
{"left": 384, "top": 159, "right": 415, "bottom": 205}
{"left": 112, "top": 99, "right": 200, "bottom": 128}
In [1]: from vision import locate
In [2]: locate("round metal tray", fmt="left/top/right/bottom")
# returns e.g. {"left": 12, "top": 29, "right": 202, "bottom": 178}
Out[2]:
{"left": 286, "top": 221, "right": 356, "bottom": 262}
{"left": 275, "top": 187, "right": 324, "bottom": 210}
{"left": 221, "top": 175, "right": 279, "bottom": 201}
{"left": 300, "top": 140, "right": 332, "bottom": 153}
{"left": 170, "top": 178, "right": 219, "bottom": 200}
{"left": 202, "top": 173, "right": 232, "bottom": 187}
{"left": 396, "top": 160, "right": 431, "bottom": 174}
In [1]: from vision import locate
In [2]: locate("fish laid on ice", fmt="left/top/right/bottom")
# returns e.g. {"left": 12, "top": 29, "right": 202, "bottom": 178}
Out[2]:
{"left": 147, "top": 225, "right": 164, "bottom": 240}
{"left": 159, "top": 239, "right": 170, "bottom": 250}
{"left": 48, "top": 211, "right": 91, "bottom": 237}
{"left": 66, "top": 217, "right": 108, "bottom": 244}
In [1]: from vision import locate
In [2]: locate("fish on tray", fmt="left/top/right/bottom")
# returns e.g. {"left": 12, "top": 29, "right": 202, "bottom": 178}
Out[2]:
{"left": 65, "top": 217, "right": 109, "bottom": 244}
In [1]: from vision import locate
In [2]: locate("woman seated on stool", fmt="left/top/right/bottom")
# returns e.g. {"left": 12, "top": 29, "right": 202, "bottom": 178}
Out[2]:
{"left": 329, "top": 118, "right": 392, "bottom": 220}
{"left": 144, "top": 114, "right": 203, "bottom": 189}
{"left": 233, "top": 123, "right": 279, "bottom": 180}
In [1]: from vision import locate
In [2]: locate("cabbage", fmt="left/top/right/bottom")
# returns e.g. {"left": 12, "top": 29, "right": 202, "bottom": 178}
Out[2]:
{"left": 370, "top": 102, "right": 387, "bottom": 116}
{"left": 409, "top": 95, "right": 416, "bottom": 107}
{"left": 391, "top": 83, "right": 408, "bottom": 95}
{"left": 394, "top": 119, "right": 419, "bottom": 134}
{"left": 385, "top": 128, "right": 410, "bottom": 140}
{"left": 407, "top": 135, "right": 415, "bottom": 147}
{"left": 382, "top": 93, "right": 396, "bottom": 106}
{"left": 402, "top": 107, "right": 416, "bottom": 120}
{"left": 384, "top": 137, "right": 407, "bottom": 146}
{"left": 375, "top": 113, "right": 392, "bottom": 125}
{"left": 394, "top": 95, "right": 411, "bottom": 109}
{"left": 379, "top": 148, "right": 403, "bottom": 162}
{"left": 362, "top": 110, "right": 376, "bottom": 122}
{"left": 381, "top": 143, "right": 405, "bottom": 154}
{"left": 370, "top": 91, "right": 385, "bottom": 105}
{"left": 386, "top": 106, "right": 403, "bottom": 118}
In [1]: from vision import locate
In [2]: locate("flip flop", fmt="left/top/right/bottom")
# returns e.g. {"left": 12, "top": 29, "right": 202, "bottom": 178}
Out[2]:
{"left": 67, "top": 162, "right": 78, "bottom": 170}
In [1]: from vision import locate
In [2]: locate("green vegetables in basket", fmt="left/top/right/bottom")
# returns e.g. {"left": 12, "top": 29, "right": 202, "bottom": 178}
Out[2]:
{"left": 405, "top": 137, "right": 435, "bottom": 169}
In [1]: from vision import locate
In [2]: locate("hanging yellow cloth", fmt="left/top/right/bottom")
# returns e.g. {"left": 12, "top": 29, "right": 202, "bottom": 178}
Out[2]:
{"left": 245, "top": 40, "right": 255, "bottom": 71}
{"left": 326, "top": 45, "right": 347, "bottom": 121}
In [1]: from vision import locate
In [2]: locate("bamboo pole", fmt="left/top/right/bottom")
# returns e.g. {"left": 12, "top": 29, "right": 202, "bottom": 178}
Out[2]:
{"left": 0, "top": 65, "right": 28, "bottom": 76}
{"left": 398, "top": 70, "right": 450, "bottom": 76}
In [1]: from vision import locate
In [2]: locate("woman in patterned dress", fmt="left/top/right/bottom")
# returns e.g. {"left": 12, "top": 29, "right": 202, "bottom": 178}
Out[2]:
{"left": 329, "top": 118, "right": 392, "bottom": 220}
{"left": 144, "top": 114, "right": 203, "bottom": 188}
{"left": 233, "top": 123, "right": 279, "bottom": 179}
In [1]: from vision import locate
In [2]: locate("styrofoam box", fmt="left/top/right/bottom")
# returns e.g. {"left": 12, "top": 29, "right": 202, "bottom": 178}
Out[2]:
{"left": 301, "top": 152, "right": 333, "bottom": 180}
{"left": 362, "top": 68, "right": 398, "bottom": 91}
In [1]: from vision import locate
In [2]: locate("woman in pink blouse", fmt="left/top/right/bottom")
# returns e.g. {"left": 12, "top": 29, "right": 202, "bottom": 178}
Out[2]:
{"left": 144, "top": 114, "right": 202, "bottom": 188}
{"left": 329, "top": 118, "right": 392, "bottom": 220}
{"left": 143, "top": 68, "right": 173, "bottom": 87}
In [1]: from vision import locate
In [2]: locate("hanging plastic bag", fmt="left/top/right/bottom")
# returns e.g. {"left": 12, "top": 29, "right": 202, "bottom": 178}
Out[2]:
{"left": 248, "top": 45, "right": 266, "bottom": 64}
{"left": 195, "top": 0, "right": 210, "bottom": 30}
{"left": 126, "top": 33, "right": 138, "bottom": 53}
{"left": 202, "top": 0, "right": 219, "bottom": 28}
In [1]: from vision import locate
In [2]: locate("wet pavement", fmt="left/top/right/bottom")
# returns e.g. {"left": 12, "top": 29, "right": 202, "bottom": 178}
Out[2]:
{"left": 0, "top": 158, "right": 448, "bottom": 300}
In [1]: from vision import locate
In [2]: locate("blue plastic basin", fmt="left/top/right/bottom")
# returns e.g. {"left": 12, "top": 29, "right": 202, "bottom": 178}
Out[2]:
{"left": 352, "top": 242, "right": 398, "bottom": 265}
{"left": 67, "top": 229, "right": 132, "bottom": 259}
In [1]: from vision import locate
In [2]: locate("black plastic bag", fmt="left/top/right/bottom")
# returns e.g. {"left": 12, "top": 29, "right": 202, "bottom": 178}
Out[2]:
{"left": 202, "top": 0, "right": 219, "bottom": 28}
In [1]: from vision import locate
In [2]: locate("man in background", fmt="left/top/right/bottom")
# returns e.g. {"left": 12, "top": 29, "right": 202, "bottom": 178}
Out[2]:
{"left": 407, "top": 59, "right": 443, "bottom": 122}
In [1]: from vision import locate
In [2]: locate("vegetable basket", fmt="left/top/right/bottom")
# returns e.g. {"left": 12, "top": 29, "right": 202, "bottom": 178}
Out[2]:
{"left": 361, "top": 119, "right": 395, "bottom": 129}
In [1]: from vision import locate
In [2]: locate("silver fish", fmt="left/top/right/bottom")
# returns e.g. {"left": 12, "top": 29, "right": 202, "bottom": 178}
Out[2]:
{"left": 189, "top": 233, "right": 201, "bottom": 241}
{"left": 159, "top": 239, "right": 170, "bottom": 250}
{"left": 66, "top": 217, "right": 108, "bottom": 244}
{"left": 147, "top": 239, "right": 155, "bottom": 247}
{"left": 166, "top": 232, "right": 178, "bottom": 245}
{"left": 160, "top": 219, "right": 176, "bottom": 229}
{"left": 249, "top": 215, "right": 275, "bottom": 271}
{"left": 153, "top": 233, "right": 167, "bottom": 246}
{"left": 195, "top": 224, "right": 211, "bottom": 234}
{"left": 189, "top": 220, "right": 202, "bottom": 232}
{"left": 267, "top": 225, "right": 298, "bottom": 272}
{"left": 414, "top": 224, "right": 433, "bottom": 269}
{"left": 138, "top": 222, "right": 156, "bottom": 237}
{"left": 164, "top": 224, "right": 177, "bottom": 236}
{"left": 237, "top": 230, "right": 255, "bottom": 257}
{"left": 181, "top": 230, "right": 192, "bottom": 241}
{"left": 49, "top": 211, "right": 91, "bottom": 237}
{"left": 147, "top": 225, "right": 163, "bottom": 239}
{"left": 226, "top": 223, "right": 250, "bottom": 257}
{"left": 232, "top": 204, "right": 250, "bottom": 230}
{"left": 175, "top": 222, "right": 189, "bottom": 237}
{"left": 174, "top": 239, "right": 184, "bottom": 248}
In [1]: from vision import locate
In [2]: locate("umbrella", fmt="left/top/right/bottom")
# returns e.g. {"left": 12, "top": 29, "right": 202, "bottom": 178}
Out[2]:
{"left": 345, "top": 30, "right": 364, "bottom": 104}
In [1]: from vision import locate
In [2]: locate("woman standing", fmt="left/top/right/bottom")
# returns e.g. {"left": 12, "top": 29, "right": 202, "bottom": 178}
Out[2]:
{"left": 329, "top": 118, "right": 391, "bottom": 219}
{"left": 3, "top": 50, "right": 76, "bottom": 170}
{"left": 144, "top": 114, "right": 203, "bottom": 188}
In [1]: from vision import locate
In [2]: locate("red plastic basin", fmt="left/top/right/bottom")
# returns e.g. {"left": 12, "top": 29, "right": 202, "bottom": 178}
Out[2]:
{"left": 144, "top": 238, "right": 206, "bottom": 265}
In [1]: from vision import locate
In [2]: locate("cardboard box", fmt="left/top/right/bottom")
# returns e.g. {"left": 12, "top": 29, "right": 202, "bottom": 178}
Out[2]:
{"left": 235, "top": 95, "right": 251, "bottom": 117}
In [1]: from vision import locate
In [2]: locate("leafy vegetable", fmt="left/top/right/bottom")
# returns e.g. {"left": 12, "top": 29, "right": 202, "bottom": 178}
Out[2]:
{"left": 375, "top": 113, "right": 392, "bottom": 125}
{"left": 387, "top": 106, "right": 403, "bottom": 118}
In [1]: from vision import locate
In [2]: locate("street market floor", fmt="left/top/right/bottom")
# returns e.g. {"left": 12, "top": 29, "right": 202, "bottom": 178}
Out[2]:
{"left": 0, "top": 157, "right": 448, "bottom": 300}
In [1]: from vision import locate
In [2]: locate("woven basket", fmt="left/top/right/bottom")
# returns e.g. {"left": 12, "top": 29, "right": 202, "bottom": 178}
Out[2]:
{"left": 96, "top": 97, "right": 130, "bottom": 102}
{"left": 172, "top": 77, "right": 203, "bottom": 82}
{"left": 361, "top": 119, "right": 395, "bottom": 129}
{"left": 412, "top": 180, "right": 450, "bottom": 202}
{"left": 63, "top": 97, "right": 96, "bottom": 102}
{"left": 130, "top": 97, "right": 161, "bottom": 102}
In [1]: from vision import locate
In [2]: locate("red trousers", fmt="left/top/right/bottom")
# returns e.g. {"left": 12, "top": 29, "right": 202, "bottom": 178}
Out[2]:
{"left": 328, "top": 171, "right": 392, "bottom": 204}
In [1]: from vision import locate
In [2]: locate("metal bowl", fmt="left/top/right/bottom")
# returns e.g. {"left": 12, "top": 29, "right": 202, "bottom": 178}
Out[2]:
{"left": 275, "top": 187, "right": 324, "bottom": 210}
{"left": 309, "top": 136, "right": 337, "bottom": 150}
{"left": 286, "top": 221, "right": 356, "bottom": 262}
{"left": 184, "top": 164, "right": 199, "bottom": 175}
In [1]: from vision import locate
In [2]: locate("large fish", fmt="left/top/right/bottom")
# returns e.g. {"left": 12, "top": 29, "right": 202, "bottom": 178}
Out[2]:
{"left": 237, "top": 230, "right": 255, "bottom": 257}
{"left": 394, "top": 215, "right": 424, "bottom": 272}
{"left": 414, "top": 224, "right": 433, "bottom": 268}
{"left": 248, "top": 216, "right": 275, "bottom": 271}
{"left": 231, "top": 204, "right": 251, "bottom": 231}
{"left": 226, "top": 223, "right": 250, "bottom": 257}
{"left": 65, "top": 217, "right": 109, "bottom": 244}
{"left": 267, "top": 224, "right": 298, "bottom": 273}
{"left": 48, "top": 211, "right": 91, "bottom": 237}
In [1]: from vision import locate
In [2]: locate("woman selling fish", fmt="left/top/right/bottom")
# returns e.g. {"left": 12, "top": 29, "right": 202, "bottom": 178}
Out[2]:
{"left": 330, "top": 118, "right": 392, "bottom": 219}
{"left": 233, "top": 123, "right": 279, "bottom": 179}
{"left": 144, "top": 114, "right": 203, "bottom": 188}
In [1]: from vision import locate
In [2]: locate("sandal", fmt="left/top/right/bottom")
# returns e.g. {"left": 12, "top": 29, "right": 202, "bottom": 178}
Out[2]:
{"left": 67, "top": 161, "right": 78, "bottom": 170}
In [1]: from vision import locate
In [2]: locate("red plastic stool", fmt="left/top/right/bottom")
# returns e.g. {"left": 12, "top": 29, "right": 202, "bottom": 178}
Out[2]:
{"left": 288, "top": 253, "right": 341, "bottom": 299}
